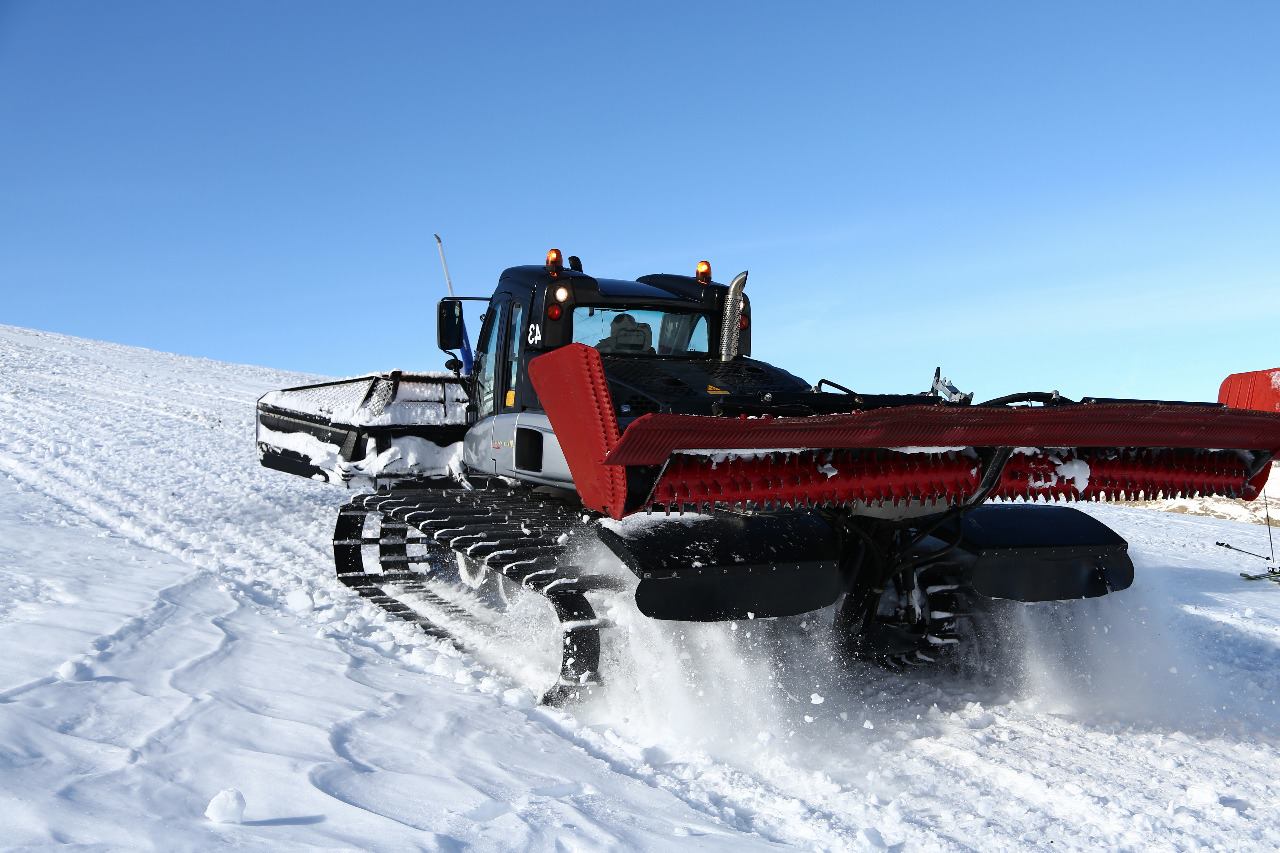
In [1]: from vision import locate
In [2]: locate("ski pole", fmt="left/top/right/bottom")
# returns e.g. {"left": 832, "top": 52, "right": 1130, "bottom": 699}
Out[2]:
{"left": 1216, "top": 541, "right": 1273, "bottom": 562}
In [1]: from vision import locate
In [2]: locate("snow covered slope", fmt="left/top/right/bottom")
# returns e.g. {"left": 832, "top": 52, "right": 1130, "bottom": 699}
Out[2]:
{"left": 2, "top": 322, "right": 1280, "bottom": 851}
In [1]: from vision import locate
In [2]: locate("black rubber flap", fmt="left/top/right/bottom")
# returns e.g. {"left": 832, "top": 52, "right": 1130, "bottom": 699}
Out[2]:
{"left": 944, "top": 505, "right": 1134, "bottom": 602}
{"left": 259, "top": 445, "right": 328, "bottom": 481}
{"left": 598, "top": 511, "right": 842, "bottom": 621}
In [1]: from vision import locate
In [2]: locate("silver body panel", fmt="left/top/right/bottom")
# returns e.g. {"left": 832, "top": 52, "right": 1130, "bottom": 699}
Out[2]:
{"left": 463, "top": 412, "right": 573, "bottom": 489}
{"left": 463, "top": 416, "right": 495, "bottom": 474}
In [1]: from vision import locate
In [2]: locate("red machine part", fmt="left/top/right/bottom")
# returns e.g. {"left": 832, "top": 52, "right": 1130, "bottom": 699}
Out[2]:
{"left": 531, "top": 345, "right": 1280, "bottom": 518}
{"left": 651, "top": 447, "right": 1263, "bottom": 509}
{"left": 1219, "top": 368, "right": 1280, "bottom": 414}
{"left": 527, "top": 343, "right": 628, "bottom": 518}
{"left": 605, "top": 405, "right": 1280, "bottom": 467}
{"left": 995, "top": 449, "right": 1261, "bottom": 501}
{"left": 652, "top": 450, "right": 979, "bottom": 508}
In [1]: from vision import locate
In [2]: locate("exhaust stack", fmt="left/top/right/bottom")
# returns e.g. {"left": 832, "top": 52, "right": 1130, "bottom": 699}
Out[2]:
{"left": 719, "top": 271, "right": 748, "bottom": 362}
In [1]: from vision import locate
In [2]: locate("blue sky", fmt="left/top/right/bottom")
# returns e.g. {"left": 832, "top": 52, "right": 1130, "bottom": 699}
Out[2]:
{"left": 2, "top": 1, "right": 1277, "bottom": 402}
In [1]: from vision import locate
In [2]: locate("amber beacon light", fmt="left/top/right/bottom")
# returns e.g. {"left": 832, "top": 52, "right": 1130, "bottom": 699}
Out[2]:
{"left": 695, "top": 260, "right": 712, "bottom": 284}
{"left": 546, "top": 248, "right": 564, "bottom": 278}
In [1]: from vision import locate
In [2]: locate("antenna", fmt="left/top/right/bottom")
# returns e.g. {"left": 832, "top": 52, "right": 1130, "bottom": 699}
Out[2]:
{"left": 432, "top": 233, "right": 474, "bottom": 375}
{"left": 434, "top": 233, "right": 456, "bottom": 297}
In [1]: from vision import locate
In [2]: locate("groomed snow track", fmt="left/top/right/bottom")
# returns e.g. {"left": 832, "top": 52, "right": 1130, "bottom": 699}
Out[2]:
{"left": 3, "top": 324, "right": 1280, "bottom": 850}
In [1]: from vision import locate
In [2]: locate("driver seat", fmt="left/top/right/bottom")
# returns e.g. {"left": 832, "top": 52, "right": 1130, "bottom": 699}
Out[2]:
{"left": 597, "top": 314, "right": 653, "bottom": 353}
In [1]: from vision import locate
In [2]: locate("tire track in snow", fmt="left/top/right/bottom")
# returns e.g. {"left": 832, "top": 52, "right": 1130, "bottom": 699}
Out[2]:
{"left": 904, "top": 721, "right": 1262, "bottom": 847}
{"left": 0, "top": 388, "right": 331, "bottom": 571}
{"left": 7, "top": 325, "right": 1280, "bottom": 850}
{"left": 0, "top": 389, "right": 566, "bottom": 690}
{"left": 0, "top": 339, "right": 1192, "bottom": 849}
{"left": 0, "top": 346, "right": 928, "bottom": 846}
{"left": 0, "top": 333, "right": 906, "bottom": 850}
{"left": 0, "top": 438, "right": 919, "bottom": 845}
{"left": 0, "top": 438, "right": 1121, "bottom": 845}
{"left": 0, "top": 449, "right": 888, "bottom": 847}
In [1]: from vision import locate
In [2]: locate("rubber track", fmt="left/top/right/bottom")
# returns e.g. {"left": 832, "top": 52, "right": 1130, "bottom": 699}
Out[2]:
{"left": 332, "top": 484, "right": 625, "bottom": 704}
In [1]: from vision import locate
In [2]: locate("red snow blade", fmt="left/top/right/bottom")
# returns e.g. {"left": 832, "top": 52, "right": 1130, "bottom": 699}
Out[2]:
{"left": 530, "top": 345, "right": 1280, "bottom": 519}
{"left": 1219, "top": 367, "right": 1280, "bottom": 414}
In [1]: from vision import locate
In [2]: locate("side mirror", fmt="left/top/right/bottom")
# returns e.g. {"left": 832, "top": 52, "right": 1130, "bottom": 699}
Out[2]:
{"left": 437, "top": 298, "right": 465, "bottom": 352}
{"left": 444, "top": 357, "right": 463, "bottom": 374}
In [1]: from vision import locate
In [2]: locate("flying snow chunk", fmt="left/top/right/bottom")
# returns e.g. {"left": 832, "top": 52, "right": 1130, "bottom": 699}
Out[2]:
{"left": 501, "top": 688, "right": 534, "bottom": 709}
{"left": 810, "top": 693, "right": 825, "bottom": 705}
{"left": 863, "top": 719, "right": 875, "bottom": 730}
{"left": 205, "top": 788, "right": 247, "bottom": 824}
{"left": 55, "top": 658, "right": 93, "bottom": 681}
{"left": 1055, "top": 458, "right": 1092, "bottom": 493}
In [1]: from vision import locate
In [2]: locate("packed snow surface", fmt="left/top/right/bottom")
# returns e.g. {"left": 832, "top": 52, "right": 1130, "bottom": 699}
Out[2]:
{"left": 3, "top": 323, "right": 1280, "bottom": 850}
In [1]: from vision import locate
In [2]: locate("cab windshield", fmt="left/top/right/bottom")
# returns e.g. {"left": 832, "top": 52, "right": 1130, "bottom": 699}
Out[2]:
{"left": 572, "top": 306, "right": 710, "bottom": 357}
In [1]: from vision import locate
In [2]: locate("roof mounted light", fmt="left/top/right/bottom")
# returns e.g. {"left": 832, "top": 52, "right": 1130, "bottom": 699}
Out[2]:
{"left": 695, "top": 260, "right": 712, "bottom": 284}
{"left": 546, "top": 248, "right": 564, "bottom": 278}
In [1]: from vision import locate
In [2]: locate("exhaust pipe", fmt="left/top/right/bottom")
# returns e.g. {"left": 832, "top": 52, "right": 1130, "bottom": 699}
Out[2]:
{"left": 719, "top": 271, "right": 748, "bottom": 362}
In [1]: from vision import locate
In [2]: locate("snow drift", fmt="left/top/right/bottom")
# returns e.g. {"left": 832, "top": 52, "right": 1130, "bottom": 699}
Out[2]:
{"left": 1, "top": 323, "right": 1279, "bottom": 851}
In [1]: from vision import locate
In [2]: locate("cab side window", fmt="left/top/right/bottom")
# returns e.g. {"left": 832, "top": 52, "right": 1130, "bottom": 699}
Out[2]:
{"left": 474, "top": 305, "right": 504, "bottom": 418}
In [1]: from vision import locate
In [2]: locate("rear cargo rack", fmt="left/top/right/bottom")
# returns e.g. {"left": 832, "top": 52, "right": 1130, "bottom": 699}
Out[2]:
{"left": 256, "top": 370, "right": 469, "bottom": 485}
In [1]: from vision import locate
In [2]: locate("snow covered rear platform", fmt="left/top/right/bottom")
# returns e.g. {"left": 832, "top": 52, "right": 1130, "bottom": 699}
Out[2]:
{"left": 256, "top": 371, "right": 468, "bottom": 485}
{"left": 259, "top": 371, "right": 468, "bottom": 428}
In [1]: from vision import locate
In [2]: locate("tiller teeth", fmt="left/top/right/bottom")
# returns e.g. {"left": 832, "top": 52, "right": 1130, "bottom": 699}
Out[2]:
{"left": 649, "top": 447, "right": 1262, "bottom": 511}
{"left": 530, "top": 345, "right": 1280, "bottom": 520}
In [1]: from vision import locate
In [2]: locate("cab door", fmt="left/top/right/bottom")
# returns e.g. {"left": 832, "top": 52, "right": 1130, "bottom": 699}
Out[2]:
{"left": 463, "top": 302, "right": 505, "bottom": 473}
{"left": 490, "top": 297, "right": 527, "bottom": 477}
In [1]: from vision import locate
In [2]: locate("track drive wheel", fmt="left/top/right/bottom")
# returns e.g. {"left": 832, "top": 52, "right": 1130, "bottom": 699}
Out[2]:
{"left": 836, "top": 563, "right": 981, "bottom": 669}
